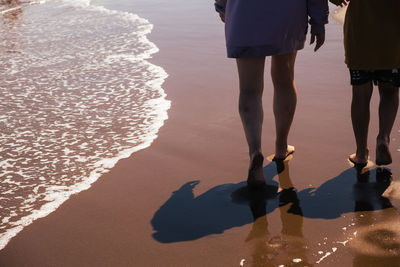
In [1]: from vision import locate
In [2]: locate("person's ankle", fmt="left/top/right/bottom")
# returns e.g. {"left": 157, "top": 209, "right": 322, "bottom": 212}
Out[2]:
{"left": 275, "top": 139, "right": 287, "bottom": 149}
{"left": 249, "top": 150, "right": 263, "bottom": 158}
{"left": 377, "top": 134, "right": 390, "bottom": 145}
{"left": 356, "top": 147, "right": 369, "bottom": 159}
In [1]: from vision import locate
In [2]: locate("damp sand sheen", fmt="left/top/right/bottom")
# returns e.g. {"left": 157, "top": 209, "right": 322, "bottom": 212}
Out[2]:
{"left": 0, "top": 0, "right": 170, "bottom": 250}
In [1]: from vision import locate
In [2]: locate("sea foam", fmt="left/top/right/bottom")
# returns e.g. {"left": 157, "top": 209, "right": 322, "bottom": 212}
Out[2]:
{"left": 0, "top": 0, "right": 170, "bottom": 250}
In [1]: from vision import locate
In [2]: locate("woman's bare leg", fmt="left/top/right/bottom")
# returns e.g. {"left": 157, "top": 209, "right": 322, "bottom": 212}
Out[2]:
{"left": 236, "top": 57, "right": 266, "bottom": 185}
{"left": 271, "top": 51, "right": 297, "bottom": 159}
{"left": 376, "top": 82, "right": 399, "bottom": 165}
{"left": 350, "top": 82, "right": 373, "bottom": 164}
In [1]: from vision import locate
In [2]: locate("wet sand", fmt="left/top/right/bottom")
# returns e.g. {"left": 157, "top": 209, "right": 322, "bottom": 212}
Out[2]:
{"left": 1, "top": 1, "right": 400, "bottom": 266}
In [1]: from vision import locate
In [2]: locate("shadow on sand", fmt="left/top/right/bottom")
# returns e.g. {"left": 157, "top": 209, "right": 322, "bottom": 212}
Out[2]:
{"left": 151, "top": 161, "right": 393, "bottom": 244}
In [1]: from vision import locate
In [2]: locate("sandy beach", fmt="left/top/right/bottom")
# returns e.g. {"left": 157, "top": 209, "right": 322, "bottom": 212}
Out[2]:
{"left": 1, "top": 0, "right": 400, "bottom": 266}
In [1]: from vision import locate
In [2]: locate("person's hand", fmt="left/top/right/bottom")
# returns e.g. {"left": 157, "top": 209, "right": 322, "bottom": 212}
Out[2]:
{"left": 339, "top": 0, "right": 350, "bottom": 7}
{"left": 330, "top": 0, "right": 349, "bottom": 6}
{"left": 220, "top": 13, "right": 225, "bottom": 23}
{"left": 310, "top": 33, "right": 325, "bottom": 52}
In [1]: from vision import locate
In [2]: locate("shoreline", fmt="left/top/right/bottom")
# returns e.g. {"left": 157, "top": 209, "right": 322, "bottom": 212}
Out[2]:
{"left": 0, "top": 0, "right": 171, "bottom": 252}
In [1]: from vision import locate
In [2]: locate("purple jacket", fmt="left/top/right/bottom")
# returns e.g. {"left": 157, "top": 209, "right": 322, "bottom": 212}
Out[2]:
{"left": 215, "top": 0, "right": 329, "bottom": 57}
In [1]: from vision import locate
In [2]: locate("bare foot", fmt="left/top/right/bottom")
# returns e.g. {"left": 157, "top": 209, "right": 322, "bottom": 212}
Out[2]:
{"left": 274, "top": 145, "right": 295, "bottom": 161}
{"left": 376, "top": 140, "right": 392, "bottom": 166}
{"left": 349, "top": 151, "right": 368, "bottom": 165}
{"left": 247, "top": 151, "right": 265, "bottom": 188}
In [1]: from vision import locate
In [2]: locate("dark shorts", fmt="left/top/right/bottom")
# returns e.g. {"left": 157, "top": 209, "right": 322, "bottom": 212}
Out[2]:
{"left": 350, "top": 69, "right": 400, "bottom": 87}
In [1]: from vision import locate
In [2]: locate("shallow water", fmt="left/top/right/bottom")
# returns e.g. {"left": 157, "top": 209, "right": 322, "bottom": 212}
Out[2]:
{"left": 0, "top": 0, "right": 170, "bottom": 250}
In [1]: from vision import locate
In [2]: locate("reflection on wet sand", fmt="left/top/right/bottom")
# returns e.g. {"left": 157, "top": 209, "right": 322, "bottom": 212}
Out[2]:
{"left": 151, "top": 163, "right": 279, "bottom": 243}
{"left": 350, "top": 167, "right": 400, "bottom": 266}
{"left": 297, "top": 166, "right": 393, "bottom": 219}
{"left": 245, "top": 160, "right": 310, "bottom": 266}
{"left": 152, "top": 160, "right": 397, "bottom": 264}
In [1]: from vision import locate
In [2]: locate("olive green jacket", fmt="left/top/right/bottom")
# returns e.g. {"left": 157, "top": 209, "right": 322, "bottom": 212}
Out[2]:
{"left": 330, "top": 0, "right": 400, "bottom": 70}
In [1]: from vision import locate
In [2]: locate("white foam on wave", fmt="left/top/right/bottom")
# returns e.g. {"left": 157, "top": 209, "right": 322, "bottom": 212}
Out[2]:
{"left": 0, "top": 0, "right": 48, "bottom": 14}
{"left": 0, "top": 0, "right": 170, "bottom": 250}
{"left": 61, "top": 0, "right": 90, "bottom": 7}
